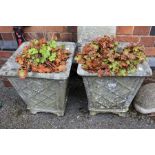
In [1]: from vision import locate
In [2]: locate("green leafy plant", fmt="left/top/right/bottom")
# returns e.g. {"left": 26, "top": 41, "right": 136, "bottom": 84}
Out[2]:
{"left": 75, "top": 35, "right": 146, "bottom": 77}
{"left": 48, "top": 40, "right": 57, "bottom": 48}
{"left": 49, "top": 52, "right": 57, "bottom": 62}
{"left": 16, "top": 38, "right": 70, "bottom": 79}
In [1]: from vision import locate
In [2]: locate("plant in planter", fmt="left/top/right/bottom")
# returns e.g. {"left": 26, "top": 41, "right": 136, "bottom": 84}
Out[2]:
{"left": 16, "top": 39, "right": 70, "bottom": 79}
{"left": 75, "top": 35, "right": 152, "bottom": 116}
{"left": 0, "top": 39, "right": 76, "bottom": 116}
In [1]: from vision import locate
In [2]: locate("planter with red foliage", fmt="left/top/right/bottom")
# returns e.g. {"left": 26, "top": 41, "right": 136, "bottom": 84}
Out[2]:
{"left": 76, "top": 36, "right": 152, "bottom": 116}
{"left": 0, "top": 39, "right": 76, "bottom": 116}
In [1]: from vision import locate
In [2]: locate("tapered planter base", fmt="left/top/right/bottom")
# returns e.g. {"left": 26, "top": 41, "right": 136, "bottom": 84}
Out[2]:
{"left": 83, "top": 76, "right": 145, "bottom": 116}
{"left": 8, "top": 77, "right": 68, "bottom": 116}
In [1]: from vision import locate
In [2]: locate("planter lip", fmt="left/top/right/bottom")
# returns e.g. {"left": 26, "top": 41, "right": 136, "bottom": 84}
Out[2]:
{"left": 77, "top": 61, "right": 152, "bottom": 77}
{"left": 0, "top": 41, "right": 76, "bottom": 80}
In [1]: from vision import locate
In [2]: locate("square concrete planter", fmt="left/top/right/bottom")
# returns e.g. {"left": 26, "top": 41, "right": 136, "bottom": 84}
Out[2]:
{"left": 77, "top": 26, "right": 152, "bottom": 116}
{"left": 77, "top": 62, "right": 152, "bottom": 116}
{"left": 0, "top": 41, "right": 76, "bottom": 116}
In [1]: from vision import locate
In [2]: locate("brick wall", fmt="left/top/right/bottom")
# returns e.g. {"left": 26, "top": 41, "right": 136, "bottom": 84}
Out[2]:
{"left": 116, "top": 26, "right": 155, "bottom": 56}
{"left": 0, "top": 26, "right": 77, "bottom": 41}
{"left": 0, "top": 26, "right": 155, "bottom": 87}
{"left": 1, "top": 26, "right": 155, "bottom": 56}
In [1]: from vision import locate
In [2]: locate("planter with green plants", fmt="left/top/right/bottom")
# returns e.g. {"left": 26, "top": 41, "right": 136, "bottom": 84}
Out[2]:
{"left": 0, "top": 39, "right": 76, "bottom": 116}
{"left": 75, "top": 36, "right": 152, "bottom": 116}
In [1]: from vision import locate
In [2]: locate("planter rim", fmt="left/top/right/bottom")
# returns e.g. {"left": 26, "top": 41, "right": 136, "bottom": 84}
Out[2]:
{"left": 0, "top": 41, "right": 76, "bottom": 80}
{"left": 77, "top": 61, "right": 152, "bottom": 77}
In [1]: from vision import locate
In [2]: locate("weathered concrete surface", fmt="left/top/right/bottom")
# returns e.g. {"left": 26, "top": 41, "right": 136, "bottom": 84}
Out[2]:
{"left": 134, "top": 83, "right": 155, "bottom": 114}
{"left": 0, "top": 42, "right": 76, "bottom": 116}
{"left": 77, "top": 60, "right": 152, "bottom": 115}
{"left": 83, "top": 76, "right": 144, "bottom": 116}
{"left": 8, "top": 78, "right": 68, "bottom": 116}
{"left": 77, "top": 56, "right": 152, "bottom": 115}
{"left": 0, "top": 66, "right": 155, "bottom": 129}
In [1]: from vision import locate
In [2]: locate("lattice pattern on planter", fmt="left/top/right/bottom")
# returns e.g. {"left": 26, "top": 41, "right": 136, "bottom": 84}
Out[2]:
{"left": 8, "top": 77, "right": 68, "bottom": 116}
{"left": 83, "top": 77, "right": 144, "bottom": 114}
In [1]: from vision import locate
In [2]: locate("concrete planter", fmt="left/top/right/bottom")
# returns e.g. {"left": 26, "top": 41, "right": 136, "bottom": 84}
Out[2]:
{"left": 77, "top": 26, "right": 152, "bottom": 116}
{"left": 77, "top": 62, "right": 152, "bottom": 116}
{"left": 0, "top": 42, "right": 76, "bottom": 116}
